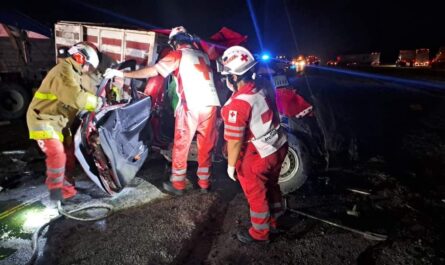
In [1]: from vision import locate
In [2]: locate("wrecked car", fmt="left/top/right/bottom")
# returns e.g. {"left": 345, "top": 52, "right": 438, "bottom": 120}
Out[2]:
{"left": 55, "top": 21, "right": 325, "bottom": 195}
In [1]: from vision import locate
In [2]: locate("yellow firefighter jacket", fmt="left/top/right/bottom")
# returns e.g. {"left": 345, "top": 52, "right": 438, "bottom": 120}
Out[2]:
{"left": 26, "top": 57, "right": 99, "bottom": 142}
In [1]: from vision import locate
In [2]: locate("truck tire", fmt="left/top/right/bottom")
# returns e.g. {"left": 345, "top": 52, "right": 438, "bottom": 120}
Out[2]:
{"left": 279, "top": 133, "right": 310, "bottom": 194}
{"left": 0, "top": 83, "right": 31, "bottom": 120}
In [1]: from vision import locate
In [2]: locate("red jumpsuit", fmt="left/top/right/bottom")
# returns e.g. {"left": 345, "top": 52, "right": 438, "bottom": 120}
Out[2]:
{"left": 155, "top": 44, "right": 220, "bottom": 190}
{"left": 221, "top": 82, "right": 288, "bottom": 241}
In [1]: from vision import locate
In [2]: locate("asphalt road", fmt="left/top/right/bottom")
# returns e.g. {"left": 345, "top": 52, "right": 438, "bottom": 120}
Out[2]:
{"left": 1, "top": 67, "right": 445, "bottom": 264}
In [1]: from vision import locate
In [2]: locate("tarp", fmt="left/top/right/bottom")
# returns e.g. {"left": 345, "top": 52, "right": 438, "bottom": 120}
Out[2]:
{"left": 201, "top": 27, "right": 248, "bottom": 60}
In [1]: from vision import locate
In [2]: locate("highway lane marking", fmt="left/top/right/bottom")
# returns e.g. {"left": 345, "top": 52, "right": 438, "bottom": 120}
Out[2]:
{"left": 0, "top": 193, "right": 48, "bottom": 220}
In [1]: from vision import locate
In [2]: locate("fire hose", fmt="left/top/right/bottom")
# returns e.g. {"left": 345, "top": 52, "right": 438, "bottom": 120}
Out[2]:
{"left": 27, "top": 201, "right": 113, "bottom": 265}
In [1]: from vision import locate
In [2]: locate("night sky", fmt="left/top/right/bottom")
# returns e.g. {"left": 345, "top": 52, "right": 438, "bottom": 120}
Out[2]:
{"left": 3, "top": 0, "right": 444, "bottom": 63}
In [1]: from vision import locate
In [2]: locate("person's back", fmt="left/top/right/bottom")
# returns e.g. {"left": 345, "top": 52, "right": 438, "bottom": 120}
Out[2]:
{"left": 177, "top": 47, "right": 220, "bottom": 111}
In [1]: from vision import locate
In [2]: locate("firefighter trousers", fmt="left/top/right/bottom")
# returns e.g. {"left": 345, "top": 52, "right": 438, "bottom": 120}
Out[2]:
{"left": 237, "top": 143, "right": 288, "bottom": 240}
{"left": 37, "top": 138, "right": 77, "bottom": 200}
{"left": 170, "top": 105, "right": 218, "bottom": 190}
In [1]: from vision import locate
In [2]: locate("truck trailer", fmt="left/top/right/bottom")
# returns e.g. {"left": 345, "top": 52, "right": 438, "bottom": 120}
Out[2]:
{"left": 0, "top": 23, "right": 54, "bottom": 120}
{"left": 54, "top": 21, "right": 169, "bottom": 71}
{"left": 336, "top": 52, "right": 380, "bottom": 67}
{"left": 414, "top": 48, "right": 430, "bottom": 67}
{"left": 395, "top": 50, "right": 415, "bottom": 67}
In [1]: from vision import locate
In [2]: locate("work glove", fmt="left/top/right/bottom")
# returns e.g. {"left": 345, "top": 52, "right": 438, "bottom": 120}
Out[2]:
{"left": 227, "top": 165, "right": 237, "bottom": 181}
{"left": 104, "top": 68, "right": 124, "bottom": 79}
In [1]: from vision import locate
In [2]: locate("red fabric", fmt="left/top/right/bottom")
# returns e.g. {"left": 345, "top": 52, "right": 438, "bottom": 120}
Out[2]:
{"left": 209, "top": 27, "right": 248, "bottom": 46}
{"left": 236, "top": 143, "right": 288, "bottom": 240}
{"left": 155, "top": 50, "right": 182, "bottom": 78}
{"left": 201, "top": 27, "right": 248, "bottom": 60}
{"left": 150, "top": 29, "right": 172, "bottom": 36}
{"left": 221, "top": 82, "right": 256, "bottom": 141}
{"left": 144, "top": 75, "right": 165, "bottom": 108}
{"left": 221, "top": 82, "right": 280, "bottom": 144}
{"left": 171, "top": 106, "right": 218, "bottom": 190}
{"left": 275, "top": 88, "right": 312, "bottom": 117}
{"left": 149, "top": 27, "right": 247, "bottom": 60}
{"left": 37, "top": 139, "right": 77, "bottom": 199}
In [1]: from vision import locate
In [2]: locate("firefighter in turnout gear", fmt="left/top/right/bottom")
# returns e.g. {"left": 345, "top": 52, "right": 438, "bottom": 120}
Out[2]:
{"left": 220, "top": 46, "right": 288, "bottom": 243}
{"left": 27, "top": 42, "right": 103, "bottom": 201}
{"left": 104, "top": 26, "right": 220, "bottom": 195}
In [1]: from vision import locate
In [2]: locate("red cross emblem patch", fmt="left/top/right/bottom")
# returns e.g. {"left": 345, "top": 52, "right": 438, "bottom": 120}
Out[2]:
{"left": 228, "top": 110, "right": 237, "bottom": 123}
{"left": 240, "top": 54, "right": 249, "bottom": 62}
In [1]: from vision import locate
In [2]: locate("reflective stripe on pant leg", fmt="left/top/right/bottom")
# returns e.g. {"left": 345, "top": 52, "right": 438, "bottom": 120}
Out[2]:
{"left": 197, "top": 166, "right": 210, "bottom": 189}
{"left": 171, "top": 105, "right": 196, "bottom": 190}
{"left": 196, "top": 106, "right": 217, "bottom": 189}
{"left": 250, "top": 209, "right": 271, "bottom": 231}
{"left": 170, "top": 168, "right": 187, "bottom": 190}
{"left": 237, "top": 149, "right": 271, "bottom": 241}
{"left": 38, "top": 139, "right": 66, "bottom": 190}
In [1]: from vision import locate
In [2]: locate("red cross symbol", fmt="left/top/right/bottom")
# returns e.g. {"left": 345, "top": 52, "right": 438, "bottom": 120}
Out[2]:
{"left": 230, "top": 111, "right": 236, "bottom": 117}
{"left": 194, "top": 56, "right": 211, "bottom": 80}
{"left": 240, "top": 54, "right": 249, "bottom": 62}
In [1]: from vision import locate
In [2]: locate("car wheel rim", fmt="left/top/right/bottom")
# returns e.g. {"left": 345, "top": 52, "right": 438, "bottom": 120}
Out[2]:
{"left": 279, "top": 147, "right": 300, "bottom": 183}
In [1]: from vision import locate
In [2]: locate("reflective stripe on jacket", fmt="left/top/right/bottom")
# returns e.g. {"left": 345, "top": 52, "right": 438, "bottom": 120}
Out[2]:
{"left": 27, "top": 57, "right": 99, "bottom": 141}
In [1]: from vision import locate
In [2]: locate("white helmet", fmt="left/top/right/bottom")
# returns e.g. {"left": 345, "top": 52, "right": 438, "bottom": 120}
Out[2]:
{"left": 169, "top": 26, "right": 187, "bottom": 40}
{"left": 221, "top": 46, "right": 257, "bottom": 76}
{"left": 68, "top": 42, "right": 99, "bottom": 68}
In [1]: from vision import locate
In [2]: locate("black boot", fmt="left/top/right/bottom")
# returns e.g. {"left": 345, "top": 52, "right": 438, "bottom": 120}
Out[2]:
{"left": 236, "top": 229, "right": 269, "bottom": 244}
{"left": 162, "top": 181, "right": 184, "bottom": 196}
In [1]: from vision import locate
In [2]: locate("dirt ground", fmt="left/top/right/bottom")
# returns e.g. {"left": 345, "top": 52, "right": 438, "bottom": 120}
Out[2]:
{"left": 25, "top": 156, "right": 444, "bottom": 265}
{"left": 2, "top": 68, "right": 445, "bottom": 264}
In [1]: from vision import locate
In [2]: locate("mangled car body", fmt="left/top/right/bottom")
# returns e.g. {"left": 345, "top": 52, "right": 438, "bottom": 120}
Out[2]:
{"left": 55, "top": 21, "right": 322, "bottom": 195}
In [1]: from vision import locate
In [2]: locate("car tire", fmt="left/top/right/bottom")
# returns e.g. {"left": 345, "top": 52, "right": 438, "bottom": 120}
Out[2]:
{"left": 279, "top": 133, "right": 310, "bottom": 194}
{"left": 0, "top": 83, "right": 31, "bottom": 120}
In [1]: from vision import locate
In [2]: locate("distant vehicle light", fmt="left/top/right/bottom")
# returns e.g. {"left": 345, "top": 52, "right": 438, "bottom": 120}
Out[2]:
{"left": 261, "top": 53, "right": 271, "bottom": 61}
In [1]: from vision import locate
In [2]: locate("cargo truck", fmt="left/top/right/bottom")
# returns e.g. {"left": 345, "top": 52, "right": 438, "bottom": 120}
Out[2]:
{"left": 414, "top": 48, "right": 430, "bottom": 67}
{"left": 395, "top": 50, "right": 415, "bottom": 67}
{"left": 0, "top": 23, "right": 54, "bottom": 120}
{"left": 336, "top": 52, "right": 380, "bottom": 66}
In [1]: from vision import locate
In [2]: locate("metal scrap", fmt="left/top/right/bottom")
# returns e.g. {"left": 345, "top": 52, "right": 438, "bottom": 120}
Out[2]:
{"left": 347, "top": 188, "right": 371, "bottom": 196}
{"left": 1, "top": 150, "right": 26, "bottom": 156}
{"left": 346, "top": 204, "right": 360, "bottom": 217}
{"left": 288, "top": 208, "right": 387, "bottom": 241}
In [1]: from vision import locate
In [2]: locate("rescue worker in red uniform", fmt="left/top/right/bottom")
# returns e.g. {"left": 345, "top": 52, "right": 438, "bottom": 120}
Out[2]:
{"left": 104, "top": 26, "right": 220, "bottom": 195}
{"left": 220, "top": 46, "right": 288, "bottom": 243}
{"left": 27, "top": 42, "right": 104, "bottom": 202}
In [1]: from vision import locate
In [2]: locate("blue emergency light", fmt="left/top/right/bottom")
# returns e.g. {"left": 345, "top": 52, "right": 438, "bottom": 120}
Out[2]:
{"left": 261, "top": 53, "right": 271, "bottom": 61}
